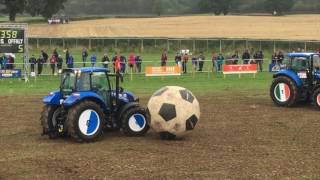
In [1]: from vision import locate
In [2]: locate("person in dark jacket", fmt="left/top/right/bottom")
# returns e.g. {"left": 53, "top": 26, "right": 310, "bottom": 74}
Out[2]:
{"left": 175, "top": 52, "right": 182, "bottom": 66}
{"left": 57, "top": 55, "right": 63, "bottom": 73}
{"left": 242, "top": 49, "right": 251, "bottom": 64}
{"left": 41, "top": 50, "right": 49, "bottom": 64}
{"left": 82, "top": 48, "right": 88, "bottom": 67}
{"left": 253, "top": 51, "right": 264, "bottom": 72}
{"left": 29, "top": 55, "right": 37, "bottom": 72}
{"left": 65, "top": 48, "right": 70, "bottom": 63}
{"left": 37, "top": 55, "right": 44, "bottom": 75}
{"left": 135, "top": 55, "right": 142, "bottom": 73}
{"left": 53, "top": 48, "right": 59, "bottom": 59}
{"left": 50, "top": 55, "right": 57, "bottom": 75}
{"left": 102, "top": 54, "right": 110, "bottom": 68}
{"left": 120, "top": 55, "right": 127, "bottom": 73}
{"left": 231, "top": 51, "right": 239, "bottom": 65}
{"left": 278, "top": 51, "right": 284, "bottom": 64}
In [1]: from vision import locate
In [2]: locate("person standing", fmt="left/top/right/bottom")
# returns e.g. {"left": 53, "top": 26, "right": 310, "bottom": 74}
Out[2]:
{"left": 216, "top": 53, "right": 225, "bottom": 72}
{"left": 120, "top": 55, "right": 127, "bottom": 73}
{"left": 101, "top": 54, "right": 110, "bottom": 68}
{"left": 198, "top": 52, "right": 205, "bottom": 72}
{"left": 271, "top": 52, "right": 278, "bottom": 64}
{"left": 211, "top": 53, "right": 218, "bottom": 72}
{"left": 57, "top": 55, "right": 63, "bottom": 73}
{"left": 182, "top": 53, "right": 189, "bottom": 74}
{"left": 50, "top": 55, "right": 57, "bottom": 75}
{"left": 0, "top": 54, "right": 6, "bottom": 69}
{"left": 82, "top": 48, "right": 88, "bottom": 67}
{"left": 53, "top": 48, "right": 59, "bottom": 59}
{"left": 41, "top": 50, "right": 49, "bottom": 66}
{"left": 254, "top": 51, "right": 264, "bottom": 72}
{"left": 65, "top": 48, "right": 70, "bottom": 64}
{"left": 0, "top": 54, "right": 3, "bottom": 69}
{"left": 37, "top": 55, "right": 44, "bottom": 75}
{"left": 29, "top": 55, "right": 37, "bottom": 73}
{"left": 90, "top": 54, "right": 97, "bottom": 67}
{"left": 128, "top": 53, "right": 136, "bottom": 73}
{"left": 192, "top": 55, "right": 198, "bottom": 71}
{"left": 174, "top": 52, "right": 182, "bottom": 67}
{"left": 278, "top": 51, "right": 284, "bottom": 64}
{"left": 135, "top": 55, "right": 142, "bottom": 73}
{"left": 161, "top": 51, "right": 168, "bottom": 67}
{"left": 231, "top": 51, "right": 239, "bottom": 65}
{"left": 242, "top": 49, "right": 251, "bottom": 64}
{"left": 67, "top": 55, "right": 74, "bottom": 69}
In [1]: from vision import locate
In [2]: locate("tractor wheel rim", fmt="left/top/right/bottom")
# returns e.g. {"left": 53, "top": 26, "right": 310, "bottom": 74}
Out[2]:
{"left": 274, "top": 83, "right": 291, "bottom": 103}
{"left": 317, "top": 95, "right": 320, "bottom": 106}
{"left": 78, "top": 109, "right": 100, "bottom": 136}
{"left": 128, "top": 113, "right": 146, "bottom": 132}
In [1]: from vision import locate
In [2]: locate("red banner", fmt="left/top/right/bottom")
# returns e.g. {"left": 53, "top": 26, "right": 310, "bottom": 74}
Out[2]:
{"left": 223, "top": 64, "right": 257, "bottom": 74}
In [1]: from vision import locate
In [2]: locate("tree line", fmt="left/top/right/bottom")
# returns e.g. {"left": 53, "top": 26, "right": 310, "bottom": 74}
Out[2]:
{"left": 0, "top": 0, "right": 319, "bottom": 22}
{"left": 0, "top": 0, "right": 66, "bottom": 21}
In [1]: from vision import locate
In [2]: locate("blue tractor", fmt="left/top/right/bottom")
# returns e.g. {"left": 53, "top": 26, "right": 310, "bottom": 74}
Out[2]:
{"left": 41, "top": 68, "right": 150, "bottom": 142}
{"left": 270, "top": 53, "right": 320, "bottom": 108}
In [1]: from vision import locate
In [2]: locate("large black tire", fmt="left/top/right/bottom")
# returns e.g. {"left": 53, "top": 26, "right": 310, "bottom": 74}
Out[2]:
{"left": 40, "top": 105, "right": 65, "bottom": 139}
{"left": 121, "top": 105, "right": 150, "bottom": 137}
{"left": 312, "top": 88, "right": 320, "bottom": 110}
{"left": 67, "top": 101, "right": 105, "bottom": 142}
{"left": 270, "top": 76, "right": 299, "bottom": 107}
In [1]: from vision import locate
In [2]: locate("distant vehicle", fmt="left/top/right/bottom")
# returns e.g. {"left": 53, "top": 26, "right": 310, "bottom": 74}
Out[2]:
{"left": 48, "top": 16, "right": 69, "bottom": 25}
{"left": 270, "top": 53, "right": 320, "bottom": 109}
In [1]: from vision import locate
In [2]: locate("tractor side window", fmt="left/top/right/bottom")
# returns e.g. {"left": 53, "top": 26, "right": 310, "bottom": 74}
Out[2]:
{"left": 313, "top": 55, "right": 320, "bottom": 70}
{"left": 77, "top": 73, "right": 91, "bottom": 91}
{"left": 91, "top": 72, "right": 109, "bottom": 92}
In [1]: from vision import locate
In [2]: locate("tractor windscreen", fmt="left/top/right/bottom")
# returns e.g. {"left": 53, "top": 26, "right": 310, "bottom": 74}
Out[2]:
{"left": 61, "top": 72, "right": 76, "bottom": 96}
{"left": 288, "top": 57, "right": 309, "bottom": 71}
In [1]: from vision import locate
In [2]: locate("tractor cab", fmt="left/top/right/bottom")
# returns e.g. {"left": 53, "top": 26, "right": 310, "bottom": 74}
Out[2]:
{"left": 42, "top": 67, "right": 149, "bottom": 142}
{"left": 270, "top": 53, "right": 320, "bottom": 108}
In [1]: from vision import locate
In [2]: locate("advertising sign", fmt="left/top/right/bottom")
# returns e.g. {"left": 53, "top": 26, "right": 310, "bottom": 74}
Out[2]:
{"left": 0, "top": 69, "right": 22, "bottom": 78}
{"left": 145, "top": 66, "right": 181, "bottom": 77}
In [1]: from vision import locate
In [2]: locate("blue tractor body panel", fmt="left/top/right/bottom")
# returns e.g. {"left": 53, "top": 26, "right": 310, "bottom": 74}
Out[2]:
{"left": 274, "top": 70, "right": 303, "bottom": 87}
{"left": 63, "top": 92, "right": 108, "bottom": 109}
{"left": 43, "top": 91, "right": 62, "bottom": 106}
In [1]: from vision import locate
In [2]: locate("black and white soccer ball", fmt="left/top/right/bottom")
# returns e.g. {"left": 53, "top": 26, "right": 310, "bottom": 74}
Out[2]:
{"left": 147, "top": 86, "right": 200, "bottom": 140}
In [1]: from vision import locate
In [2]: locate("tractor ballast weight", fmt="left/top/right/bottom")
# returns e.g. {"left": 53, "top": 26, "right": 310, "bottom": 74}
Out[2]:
{"left": 41, "top": 68, "right": 150, "bottom": 142}
{"left": 270, "top": 53, "right": 320, "bottom": 109}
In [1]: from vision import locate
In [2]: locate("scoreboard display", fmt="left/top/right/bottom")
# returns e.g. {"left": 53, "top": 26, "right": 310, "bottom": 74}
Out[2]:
{"left": 0, "top": 28, "right": 25, "bottom": 53}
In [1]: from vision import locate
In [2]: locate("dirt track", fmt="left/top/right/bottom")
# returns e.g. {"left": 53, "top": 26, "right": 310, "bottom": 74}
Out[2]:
{"left": 29, "top": 15, "right": 320, "bottom": 40}
{"left": 0, "top": 94, "right": 320, "bottom": 179}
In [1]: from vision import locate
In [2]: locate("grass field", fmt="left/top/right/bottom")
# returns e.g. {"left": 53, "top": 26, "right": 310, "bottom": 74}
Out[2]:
{"left": 28, "top": 15, "right": 320, "bottom": 40}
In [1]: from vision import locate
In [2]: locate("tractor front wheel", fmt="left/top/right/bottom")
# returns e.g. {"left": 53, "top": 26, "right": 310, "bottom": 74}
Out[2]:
{"left": 312, "top": 88, "right": 320, "bottom": 110}
{"left": 67, "top": 101, "right": 105, "bottom": 142}
{"left": 270, "top": 76, "right": 299, "bottom": 107}
{"left": 121, "top": 105, "right": 150, "bottom": 137}
{"left": 40, "top": 105, "right": 66, "bottom": 139}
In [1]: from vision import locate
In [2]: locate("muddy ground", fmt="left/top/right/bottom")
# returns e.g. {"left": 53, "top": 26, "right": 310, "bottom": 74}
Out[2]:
{"left": 0, "top": 94, "right": 319, "bottom": 179}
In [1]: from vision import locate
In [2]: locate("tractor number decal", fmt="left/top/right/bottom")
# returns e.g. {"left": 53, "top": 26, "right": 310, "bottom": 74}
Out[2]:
{"left": 78, "top": 110, "right": 100, "bottom": 136}
{"left": 129, "top": 114, "right": 146, "bottom": 132}
{"left": 274, "top": 83, "right": 291, "bottom": 102}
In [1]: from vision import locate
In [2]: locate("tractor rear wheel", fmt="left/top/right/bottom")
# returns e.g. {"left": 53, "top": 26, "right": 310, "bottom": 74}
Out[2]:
{"left": 40, "top": 105, "right": 66, "bottom": 139}
{"left": 121, "top": 105, "right": 150, "bottom": 137}
{"left": 270, "top": 76, "right": 299, "bottom": 107}
{"left": 312, "top": 88, "right": 320, "bottom": 110}
{"left": 67, "top": 100, "right": 105, "bottom": 142}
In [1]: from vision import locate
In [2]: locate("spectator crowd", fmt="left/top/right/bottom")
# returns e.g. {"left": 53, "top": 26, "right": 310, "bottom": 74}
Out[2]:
{"left": 1, "top": 47, "right": 320, "bottom": 75}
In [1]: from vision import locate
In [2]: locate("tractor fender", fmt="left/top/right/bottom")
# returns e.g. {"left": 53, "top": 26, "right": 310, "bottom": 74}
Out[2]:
{"left": 273, "top": 70, "right": 303, "bottom": 87}
{"left": 63, "top": 92, "right": 107, "bottom": 109}
{"left": 43, "top": 91, "right": 62, "bottom": 106}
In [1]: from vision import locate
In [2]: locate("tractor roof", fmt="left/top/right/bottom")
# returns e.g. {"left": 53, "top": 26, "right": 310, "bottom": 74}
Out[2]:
{"left": 288, "top": 53, "right": 320, "bottom": 58}
{"left": 63, "top": 67, "right": 109, "bottom": 73}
